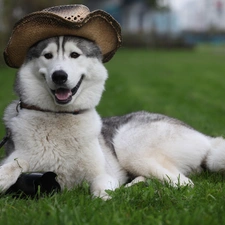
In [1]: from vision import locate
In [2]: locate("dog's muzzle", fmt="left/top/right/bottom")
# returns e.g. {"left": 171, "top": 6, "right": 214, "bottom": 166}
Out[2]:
{"left": 51, "top": 71, "right": 84, "bottom": 105}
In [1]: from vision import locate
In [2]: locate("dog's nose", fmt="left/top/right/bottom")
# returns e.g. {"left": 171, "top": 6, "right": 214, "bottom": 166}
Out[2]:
{"left": 52, "top": 70, "right": 68, "bottom": 85}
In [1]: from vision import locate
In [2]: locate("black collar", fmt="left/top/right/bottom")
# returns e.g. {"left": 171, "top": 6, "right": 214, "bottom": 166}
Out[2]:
{"left": 17, "top": 101, "right": 84, "bottom": 115}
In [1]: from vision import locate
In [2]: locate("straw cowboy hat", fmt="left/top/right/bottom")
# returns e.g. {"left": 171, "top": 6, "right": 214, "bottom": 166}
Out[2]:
{"left": 4, "top": 4, "right": 122, "bottom": 68}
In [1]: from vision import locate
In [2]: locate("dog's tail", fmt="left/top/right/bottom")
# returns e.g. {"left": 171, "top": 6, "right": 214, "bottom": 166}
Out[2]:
{"left": 205, "top": 136, "right": 225, "bottom": 172}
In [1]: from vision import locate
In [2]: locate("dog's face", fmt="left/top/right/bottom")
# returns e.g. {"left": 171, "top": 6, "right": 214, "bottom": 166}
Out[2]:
{"left": 15, "top": 36, "right": 108, "bottom": 111}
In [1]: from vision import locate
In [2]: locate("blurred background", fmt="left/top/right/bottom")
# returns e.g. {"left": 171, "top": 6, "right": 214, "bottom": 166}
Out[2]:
{"left": 0, "top": 0, "right": 225, "bottom": 66}
{"left": 0, "top": 0, "right": 225, "bottom": 138}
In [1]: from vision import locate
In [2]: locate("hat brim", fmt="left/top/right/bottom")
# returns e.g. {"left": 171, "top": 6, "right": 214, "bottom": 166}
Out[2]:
{"left": 4, "top": 10, "right": 122, "bottom": 68}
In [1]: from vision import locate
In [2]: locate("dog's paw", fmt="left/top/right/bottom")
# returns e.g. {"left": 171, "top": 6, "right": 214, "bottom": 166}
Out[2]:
{"left": 0, "top": 159, "right": 29, "bottom": 192}
{"left": 92, "top": 190, "right": 112, "bottom": 201}
{"left": 169, "top": 176, "right": 194, "bottom": 188}
{"left": 91, "top": 174, "right": 119, "bottom": 200}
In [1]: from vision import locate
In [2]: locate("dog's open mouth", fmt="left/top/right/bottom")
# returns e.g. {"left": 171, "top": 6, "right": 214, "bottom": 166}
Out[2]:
{"left": 51, "top": 75, "right": 84, "bottom": 104}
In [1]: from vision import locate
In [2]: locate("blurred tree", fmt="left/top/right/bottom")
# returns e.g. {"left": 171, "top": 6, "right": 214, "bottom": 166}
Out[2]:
{"left": 122, "top": 0, "right": 158, "bottom": 8}
{"left": 145, "top": 0, "right": 159, "bottom": 7}
{"left": 145, "top": 0, "right": 170, "bottom": 10}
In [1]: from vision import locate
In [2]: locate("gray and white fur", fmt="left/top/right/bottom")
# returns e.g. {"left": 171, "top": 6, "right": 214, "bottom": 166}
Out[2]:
{"left": 1, "top": 36, "right": 225, "bottom": 199}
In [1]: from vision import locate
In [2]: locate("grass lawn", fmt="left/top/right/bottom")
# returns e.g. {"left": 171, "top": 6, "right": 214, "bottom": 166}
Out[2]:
{"left": 0, "top": 45, "right": 225, "bottom": 224}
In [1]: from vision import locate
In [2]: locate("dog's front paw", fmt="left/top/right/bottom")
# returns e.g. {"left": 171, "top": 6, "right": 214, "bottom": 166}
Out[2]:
{"left": 0, "top": 159, "right": 29, "bottom": 192}
{"left": 91, "top": 174, "right": 119, "bottom": 200}
{"left": 92, "top": 189, "right": 112, "bottom": 201}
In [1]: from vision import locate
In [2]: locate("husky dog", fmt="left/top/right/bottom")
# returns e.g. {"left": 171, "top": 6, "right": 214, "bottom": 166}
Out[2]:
{"left": 1, "top": 36, "right": 225, "bottom": 199}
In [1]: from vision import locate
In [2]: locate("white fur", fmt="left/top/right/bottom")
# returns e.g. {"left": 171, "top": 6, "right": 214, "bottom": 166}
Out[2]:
{"left": 2, "top": 36, "right": 225, "bottom": 199}
{"left": 113, "top": 120, "right": 209, "bottom": 186}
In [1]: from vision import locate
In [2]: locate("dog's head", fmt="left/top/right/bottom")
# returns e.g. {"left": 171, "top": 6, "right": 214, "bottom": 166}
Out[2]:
{"left": 15, "top": 36, "right": 108, "bottom": 112}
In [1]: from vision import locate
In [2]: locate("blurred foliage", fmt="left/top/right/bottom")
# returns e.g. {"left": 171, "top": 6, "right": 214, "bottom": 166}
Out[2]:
{"left": 145, "top": 0, "right": 162, "bottom": 7}
{"left": 146, "top": 0, "right": 170, "bottom": 10}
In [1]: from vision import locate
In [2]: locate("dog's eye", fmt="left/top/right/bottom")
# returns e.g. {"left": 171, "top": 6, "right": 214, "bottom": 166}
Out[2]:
{"left": 44, "top": 53, "right": 53, "bottom": 59}
{"left": 70, "top": 52, "right": 80, "bottom": 59}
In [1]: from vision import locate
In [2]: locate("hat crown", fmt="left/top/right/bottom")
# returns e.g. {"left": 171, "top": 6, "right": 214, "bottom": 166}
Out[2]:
{"left": 4, "top": 4, "right": 122, "bottom": 68}
{"left": 43, "top": 5, "right": 90, "bottom": 22}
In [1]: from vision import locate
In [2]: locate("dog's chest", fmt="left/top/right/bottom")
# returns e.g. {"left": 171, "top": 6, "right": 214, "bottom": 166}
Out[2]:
{"left": 9, "top": 110, "right": 102, "bottom": 188}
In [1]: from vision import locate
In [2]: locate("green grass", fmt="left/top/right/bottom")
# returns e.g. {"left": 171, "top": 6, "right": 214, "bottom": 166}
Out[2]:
{"left": 1, "top": 45, "right": 225, "bottom": 224}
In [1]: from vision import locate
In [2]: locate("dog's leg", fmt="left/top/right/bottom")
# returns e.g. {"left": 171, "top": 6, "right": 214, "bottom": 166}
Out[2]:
{"left": 122, "top": 157, "right": 193, "bottom": 187}
{"left": 84, "top": 139, "right": 120, "bottom": 200}
{"left": 206, "top": 137, "right": 225, "bottom": 172}
{"left": 0, "top": 158, "right": 29, "bottom": 192}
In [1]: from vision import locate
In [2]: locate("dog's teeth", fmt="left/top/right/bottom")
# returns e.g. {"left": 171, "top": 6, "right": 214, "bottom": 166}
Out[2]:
{"left": 55, "top": 88, "right": 72, "bottom": 101}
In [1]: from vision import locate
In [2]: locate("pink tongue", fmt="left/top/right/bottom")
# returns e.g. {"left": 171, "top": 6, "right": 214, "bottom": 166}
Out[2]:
{"left": 55, "top": 88, "right": 72, "bottom": 101}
